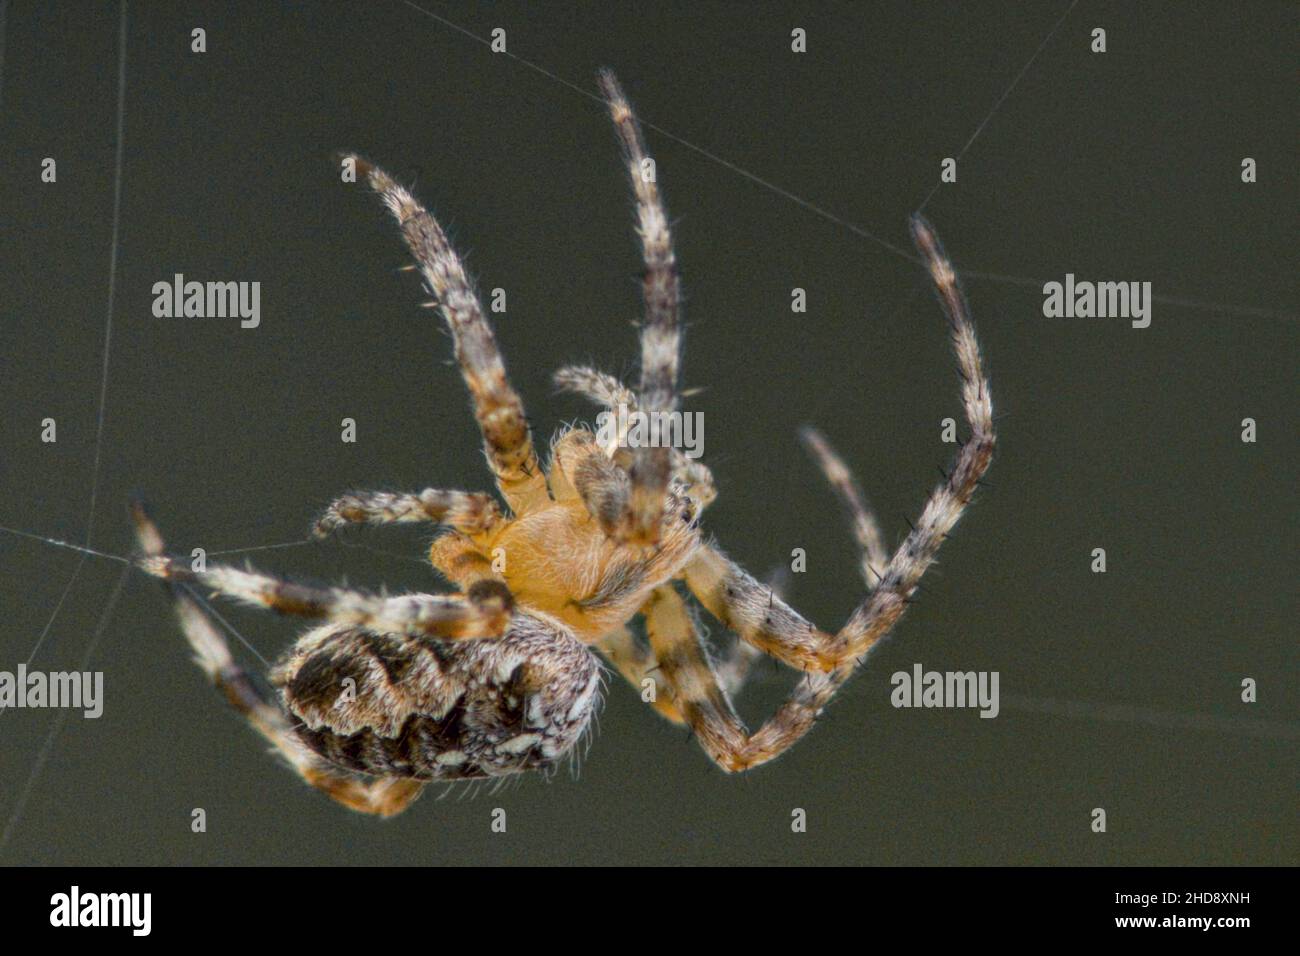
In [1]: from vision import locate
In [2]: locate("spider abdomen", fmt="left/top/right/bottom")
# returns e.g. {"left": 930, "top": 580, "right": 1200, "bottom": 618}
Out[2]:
{"left": 269, "top": 612, "right": 601, "bottom": 781}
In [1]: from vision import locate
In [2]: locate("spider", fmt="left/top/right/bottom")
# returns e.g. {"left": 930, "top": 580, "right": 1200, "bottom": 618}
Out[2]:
{"left": 133, "top": 70, "right": 994, "bottom": 817}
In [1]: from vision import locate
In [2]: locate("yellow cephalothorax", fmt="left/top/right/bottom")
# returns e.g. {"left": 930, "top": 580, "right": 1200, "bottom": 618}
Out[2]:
{"left": 430, "top": 428, "right": 704, "bottom": 641}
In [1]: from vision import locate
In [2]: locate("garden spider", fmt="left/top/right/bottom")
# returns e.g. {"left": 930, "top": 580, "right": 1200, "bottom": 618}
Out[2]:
{"left": 134, "top": 71, "right": 994, "bottom": 817}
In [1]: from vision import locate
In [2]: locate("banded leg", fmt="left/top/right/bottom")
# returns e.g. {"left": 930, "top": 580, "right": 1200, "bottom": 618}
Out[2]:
{"left": 595, "top": 626, "right": 683, "bottom": 724}
{"left": 597, "top": 71, "right": 682, "bottom": 545}
{"left": 553, "top": 366, "right": 636, "bottom": 445}
{"left": 643, "top": 585, "right": 849, "bottom": 772}
{"left": 683, "top": 215, "right": 994, "bottom": 672}
{"left": 683, "top": 545, "right": 835, "bottom": 671}
{"left": 833, "top": 216, "right": 994, "bottom": 660}
{"left": 314, "top": 488, "right": 503, "bottom": 539}
{"left": 131, "top": 503, "right": 424, "bottom": 816}
{"left": 135, "top": 553, "right": 513, "bottom": 641}
{"left": 347, "top": 155, "right": 549, "bottom": 515}
{"left": 596, "top": 610, "right": 760, "bottom": 727}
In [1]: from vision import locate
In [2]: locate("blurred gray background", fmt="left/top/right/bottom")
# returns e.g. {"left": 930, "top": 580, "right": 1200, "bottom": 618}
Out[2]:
{"left": 0, "top": 1, "right": 1294, "bottom": 865}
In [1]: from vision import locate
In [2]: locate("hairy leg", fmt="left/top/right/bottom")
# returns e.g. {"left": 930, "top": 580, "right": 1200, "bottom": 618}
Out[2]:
{"left": 131, "top": 503, "right": 424, "bottom": 816}
{"left": 596, "top": 71, "right": 682, "bottom": 545}
{"left": 346, "top": 154, "right": 549, "bottom": 514}
{"left": 683, "top": 215, "right": 994, "bottom": 670}
{"left": 596, "top": 611, "right": 759, "bottom": 728}
{"left": 643, "top": 585, "right": 851, "bottom": 772}
{"left": 682, "top": 546, "right": 832, "bottom": 670}
{"left": 314, "top": 488, "right": 503, "bottom": 539}
{"left": 833, "top": 216, "right": 994, "bottom": 659}
{"left": 136, "top": 547, "right": 512, "bottom": 641}
{"left": 594, "top": 626, "right": 684, "bottom": 724}
{"left": 553, "top": 366, "right": 636, "bottom": 451}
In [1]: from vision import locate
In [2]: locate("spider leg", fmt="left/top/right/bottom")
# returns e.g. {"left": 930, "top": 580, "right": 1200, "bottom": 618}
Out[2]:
{"left": 598, "top": 570, "right": 769, "bottom": 728}
{"left": 594, "top": 626, "right": 684, "bottom": 724}
{"left": 643, "top": 585, "right": 847, "bottom": 772}
{"left": 833, "top": 216, "right": 995, "bottom": 660}
{"left": 295, "top": 773, "right": 423, "bottom": 818}
{"left": 597, "top": 71, "right": 682, "bottom": 545}
{"left": 553, "top": 365, "right": 637, "bottom": 455}
{"left": 135, "top": 541, "right": 512, "bottom": 642}
{"left": 314, "top": 488, "right": 503, "bottom": 539}
{"left": 553, "top": 365, "right": 636, "bottom": 414}
{"left": 683, "top": 545, "right": 834, "bottom": 670}
{"left": 798, "top": 427, "right": 887, "bottom": 588}
{"left": 131, "top": 503, "right": 424, "bottom": 816}
{"left": 347, "top": 155, "right": 549, "bottom": 515}
{"left": 682, "top": 215, "right": 994, "bottom": 671}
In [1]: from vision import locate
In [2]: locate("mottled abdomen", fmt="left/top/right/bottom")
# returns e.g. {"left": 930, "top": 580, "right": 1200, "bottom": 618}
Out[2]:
{"left": 268, "top": 612, "right": 601, "bottom": 780}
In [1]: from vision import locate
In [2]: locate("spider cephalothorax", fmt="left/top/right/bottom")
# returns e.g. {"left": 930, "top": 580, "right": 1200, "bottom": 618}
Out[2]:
{"left": 135, "top": 70, "right": 994, "bottom": 816}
